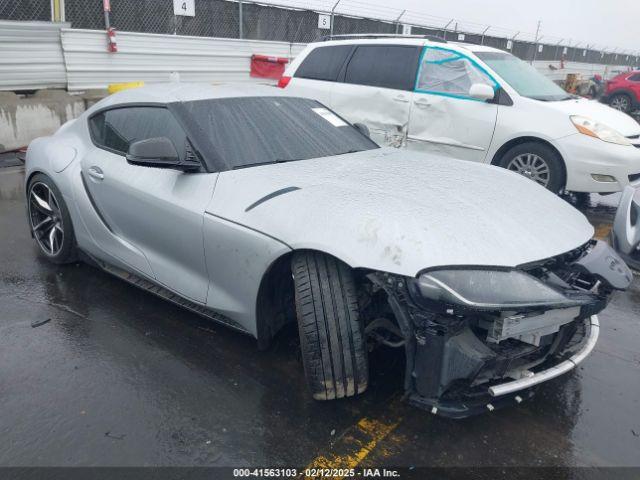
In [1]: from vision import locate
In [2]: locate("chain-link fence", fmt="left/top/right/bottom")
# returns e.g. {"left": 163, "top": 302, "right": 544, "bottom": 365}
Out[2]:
{"left": 2, "top": 0, "right": 638, "bottom": 67}
{"left": 0, "top": 0, "right": 50, "bottom": 22}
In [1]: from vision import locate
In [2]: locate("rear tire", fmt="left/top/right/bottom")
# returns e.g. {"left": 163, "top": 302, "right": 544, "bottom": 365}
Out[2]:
{"left": 292, "top": 251, "right": 368, "bottom": 400}
{"left": 27, "top": 173, "right": 78, "bottom": 264}
{"left": 498, "top": 142, "right": 566, "bottom": 194}
{"left": 609, "top": 93, "right": 632, "bottom": 113}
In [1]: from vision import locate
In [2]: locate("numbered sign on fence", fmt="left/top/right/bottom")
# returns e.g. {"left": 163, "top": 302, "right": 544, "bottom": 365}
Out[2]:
{"left": 174, "top": 0, "right": 195, "bottom": 17}
{"left": 318, "top": 14, "right": 330, "bottom": 30}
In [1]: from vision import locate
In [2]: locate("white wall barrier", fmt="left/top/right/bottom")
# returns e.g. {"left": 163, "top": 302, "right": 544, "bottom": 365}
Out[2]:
{"left": 60, "top": 29, "right": 306, "bottom": 91}
{"left": 0, "top": 20, "right": 69, "bottom": 91}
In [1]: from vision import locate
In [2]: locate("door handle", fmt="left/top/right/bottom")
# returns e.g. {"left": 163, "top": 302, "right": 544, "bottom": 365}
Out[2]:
{"left": 88, "top": 166, "right": 104, "bottom": 180}
{"left": 414, "top": 99, "right": 431, "bottom": 108}
{"left": 393, "top": 95, "right": 410, "bottom": 103}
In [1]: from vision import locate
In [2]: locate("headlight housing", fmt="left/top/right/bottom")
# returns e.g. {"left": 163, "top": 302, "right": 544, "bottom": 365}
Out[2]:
{"left": 413, "top": 269, "right": 585, "bottom": 311}
{"left": 570, "top": 115, "right": 632, "bottom": 146}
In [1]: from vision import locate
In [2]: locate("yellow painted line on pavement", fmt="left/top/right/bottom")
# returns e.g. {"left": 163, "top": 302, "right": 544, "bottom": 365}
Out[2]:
{"left": 302, "top": 408, "right": 401, "bottom": 479}
{"left": 594, "top": 223, "right": 612, "bottom": 240}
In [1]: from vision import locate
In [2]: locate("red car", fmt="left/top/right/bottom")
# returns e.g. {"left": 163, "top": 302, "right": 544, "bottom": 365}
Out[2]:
{"left": 603, "top": 71, "right": 640, "bottom": 113}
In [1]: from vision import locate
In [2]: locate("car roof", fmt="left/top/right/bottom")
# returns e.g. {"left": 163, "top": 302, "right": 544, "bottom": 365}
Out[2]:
{"left": 311, "top": 37, "right": 506, "bottom": 55}
{"left": 93, "top": 83, "right": 284, "bottom": 109}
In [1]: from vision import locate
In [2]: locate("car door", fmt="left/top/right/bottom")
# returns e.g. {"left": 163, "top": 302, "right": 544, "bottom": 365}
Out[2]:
{"left": 407, "top": 47, "right": 499, "bottom": 162}
{"left": 628, "top": 72, "right": 640, "bottom": 102}
{"left": 81, "top": 105, "right": 215, "bottom": 303}
{"left": 330, "top": 44, "right": 422, "bottom": 147}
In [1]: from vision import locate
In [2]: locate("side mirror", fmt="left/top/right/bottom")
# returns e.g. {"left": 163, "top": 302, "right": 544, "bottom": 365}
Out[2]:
{"left": 126, "top": 137, "right": 199, "bottom": 172}
{"left": 126, "top": 137, "right": 180, "bottom": 168}
{"left": 469, "top": 83, "right": 495, "bottom": 101}
{"left": 353, "top": 122, "right": 370, "bottom": 138}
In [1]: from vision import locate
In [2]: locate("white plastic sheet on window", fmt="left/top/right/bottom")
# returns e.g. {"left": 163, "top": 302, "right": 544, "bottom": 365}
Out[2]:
{"left": 417, "top": 49, "right": 494, "bottom": 97}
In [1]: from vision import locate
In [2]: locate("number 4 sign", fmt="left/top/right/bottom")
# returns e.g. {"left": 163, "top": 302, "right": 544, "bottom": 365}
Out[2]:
{"left": 174, "top": 0, "right": 195, "bottom": 17}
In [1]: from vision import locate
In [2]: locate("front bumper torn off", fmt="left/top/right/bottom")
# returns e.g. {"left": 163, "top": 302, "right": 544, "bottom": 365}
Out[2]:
{"left": 488, "top": 315, "right": 598, "bottom": 396}
{"left": 368, "top": 240, "right": 630, "bottom": 418}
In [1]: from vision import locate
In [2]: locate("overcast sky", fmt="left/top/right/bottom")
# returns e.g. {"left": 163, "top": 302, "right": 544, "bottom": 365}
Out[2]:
{"left": 268, "top": 0, "right": 639, "bottom": 53}
{"left": 388, "top": 0, "right": 639, "bottom": 52}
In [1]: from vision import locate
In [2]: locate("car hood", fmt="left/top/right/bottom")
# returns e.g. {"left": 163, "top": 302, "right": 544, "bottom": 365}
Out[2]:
{"left": 207, "top": 149, "right": 594, "bottom": 277}
{"left": 547, "top": 97, "right": 640, "bottom": 137}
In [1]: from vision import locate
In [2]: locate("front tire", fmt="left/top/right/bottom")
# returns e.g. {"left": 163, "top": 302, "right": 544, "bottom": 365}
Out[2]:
{"left": 292, "top": 251, "right": 368, "bottom": 400}
{"left": 27, "top": 173, "right": 77, "bottom": 264}
{"left": 609, "top": 93, "right": 632, "bottom": 113}
{"left": 498, "top": 142, "right": 566, "bottom": 194}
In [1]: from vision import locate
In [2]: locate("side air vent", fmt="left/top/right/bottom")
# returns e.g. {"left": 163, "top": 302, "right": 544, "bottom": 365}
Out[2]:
{"left": 245, "top": 186, "right": 301, "bottom": 212}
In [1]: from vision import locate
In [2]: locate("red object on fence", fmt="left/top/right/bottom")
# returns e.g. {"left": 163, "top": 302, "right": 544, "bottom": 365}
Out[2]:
{"left": 106, "top": 27, "right": 117, "bottom": 53}
{"left": 250, "top": 55, "right": 289, "bottom": 79}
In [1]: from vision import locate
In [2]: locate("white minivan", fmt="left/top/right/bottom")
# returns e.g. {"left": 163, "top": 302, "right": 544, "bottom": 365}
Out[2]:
{"left": 280, "top": 35, "right": 640, "bottom": 193}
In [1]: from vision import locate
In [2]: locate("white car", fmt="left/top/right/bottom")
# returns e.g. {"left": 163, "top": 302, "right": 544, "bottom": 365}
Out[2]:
{"left": 280, "top": 34, "right": 640, "bottom": 193}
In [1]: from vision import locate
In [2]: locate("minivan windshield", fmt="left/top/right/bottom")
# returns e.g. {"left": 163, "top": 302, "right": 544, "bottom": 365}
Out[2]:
{"left": 475, "top": 51, "right": 572, "bottom": 101}
{"left": 175, "top": 96, "right": 378, "bottom": 170}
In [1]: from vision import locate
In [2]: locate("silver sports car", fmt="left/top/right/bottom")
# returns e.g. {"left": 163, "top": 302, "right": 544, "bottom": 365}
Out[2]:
{"left": 26, "top": 84, "right": 632, "bottom": 417}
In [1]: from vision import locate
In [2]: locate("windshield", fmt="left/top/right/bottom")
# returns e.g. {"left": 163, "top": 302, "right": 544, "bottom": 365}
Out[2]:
{"left": 176, "top": 96, "right": 378, "bottom": 170}
{"left": 475, "top": 52, "right": 571, "bottom": 101}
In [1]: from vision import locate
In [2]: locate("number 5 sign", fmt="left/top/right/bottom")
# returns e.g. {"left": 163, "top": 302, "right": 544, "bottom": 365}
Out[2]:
{"left": 174, "top": 0, "right": 195, "bottom": 17}
{"left": 318, "top": 14, "right": 330, "bottom": 30}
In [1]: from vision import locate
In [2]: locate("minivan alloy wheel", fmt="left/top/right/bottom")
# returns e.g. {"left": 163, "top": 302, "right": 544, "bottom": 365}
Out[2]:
{"left": 506, "top": 153, "right": 550, "bottom": 187}
{"left": 29, "top": 182, "right": 64, "bottom": 256}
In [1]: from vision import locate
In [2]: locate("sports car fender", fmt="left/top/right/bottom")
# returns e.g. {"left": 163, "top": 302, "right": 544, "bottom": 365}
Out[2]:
{"left": 203, "top": 212, "right": 292, "bottom": 337}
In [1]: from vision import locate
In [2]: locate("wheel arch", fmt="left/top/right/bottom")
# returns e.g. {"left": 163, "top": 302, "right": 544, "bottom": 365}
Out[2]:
{"left": 255, "top": 248, "right": 356, "bottom": 350}
{"left": 490, "top": 136, "right": 567, "bottom": 188}
{"left": 609, "top": 88, "right": 637, "bottom": 102}
{"left": 25, "top": 169, "right": 44, "bottom": 195}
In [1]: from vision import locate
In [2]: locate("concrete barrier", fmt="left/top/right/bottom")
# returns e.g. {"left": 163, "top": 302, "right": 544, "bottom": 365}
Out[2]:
{"left": 0, "top": 90, "right": 106, "bottom": 152}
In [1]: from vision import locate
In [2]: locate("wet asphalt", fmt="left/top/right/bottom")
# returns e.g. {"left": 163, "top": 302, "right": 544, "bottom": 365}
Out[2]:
{"left": 0, "top": 162, "right": 639, "bottom": 469}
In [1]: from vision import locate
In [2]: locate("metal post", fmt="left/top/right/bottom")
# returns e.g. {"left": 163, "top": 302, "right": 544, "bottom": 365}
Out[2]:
{"left": 52, "top": 0, "right": 66, "bottom": 22}
{"left": 239, "top": 0, "right": 243, "bottom": 39}
{"left": 480, "top": 26, "right": 490, "bottom": 45}
{"left": 553, "top": 39, "right": 564, "bottom": 62}
{"left": 508, "top": 31, "right": 519, "bottom": 51}
{"left": 572, "top": 42, "right": 582, "bottom": 62}
{"left": 441, "top": 19, "right": 453, "bottom": 40}
{"left": 394, "top": 10, "right": 405, "bottom": 34}
{"left": 330, "top": 0, "right": 340, "bottom": 38}
{"left": 103, "top": 0, "right": 110, "bottom": 29}
{"left": 531, "top": 20, "right": 541, "bottom": 64}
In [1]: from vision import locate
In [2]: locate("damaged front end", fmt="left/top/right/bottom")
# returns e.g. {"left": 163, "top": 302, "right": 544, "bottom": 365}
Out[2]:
{"left": 367, "top": 240, "right": 632, "bottom": 418}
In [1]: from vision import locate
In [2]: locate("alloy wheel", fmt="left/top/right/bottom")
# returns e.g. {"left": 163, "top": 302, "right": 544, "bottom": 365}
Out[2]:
{"left": 611, "top": 95, "right": 630, "bottom": 112}
{"left": 506, "top": 153, "right": 550, "bottom": 188}
{"left": 28, "top": 182, "right": 64, "bottom": 256}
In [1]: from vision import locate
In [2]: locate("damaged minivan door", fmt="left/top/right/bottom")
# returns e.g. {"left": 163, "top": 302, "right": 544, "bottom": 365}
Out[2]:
{"left": 329, "top": 44, "right": 422, "bottom": 147}
{"left": 406, "top": 47, "right": 499, "bottom": 162}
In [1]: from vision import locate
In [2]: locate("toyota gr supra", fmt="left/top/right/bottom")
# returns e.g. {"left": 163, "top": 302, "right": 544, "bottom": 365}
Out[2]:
{"left": 25, "top": 84, "right": 632, "bottom": 417}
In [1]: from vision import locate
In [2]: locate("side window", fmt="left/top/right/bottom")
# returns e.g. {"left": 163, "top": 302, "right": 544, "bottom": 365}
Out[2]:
{"left": 294, "top": 45, "right": 353, "bottom": 82}
{"left": 343, "top": 45, "right": 422, "bottom": 91}
{"left": 416, "top": 48, "right": 496, "bottom": 97}
{"left": 628, "top": 73, "right": 640, "bottom": 82}
{"left": 89, "top": 107, "right": 189, "bottom": 159}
